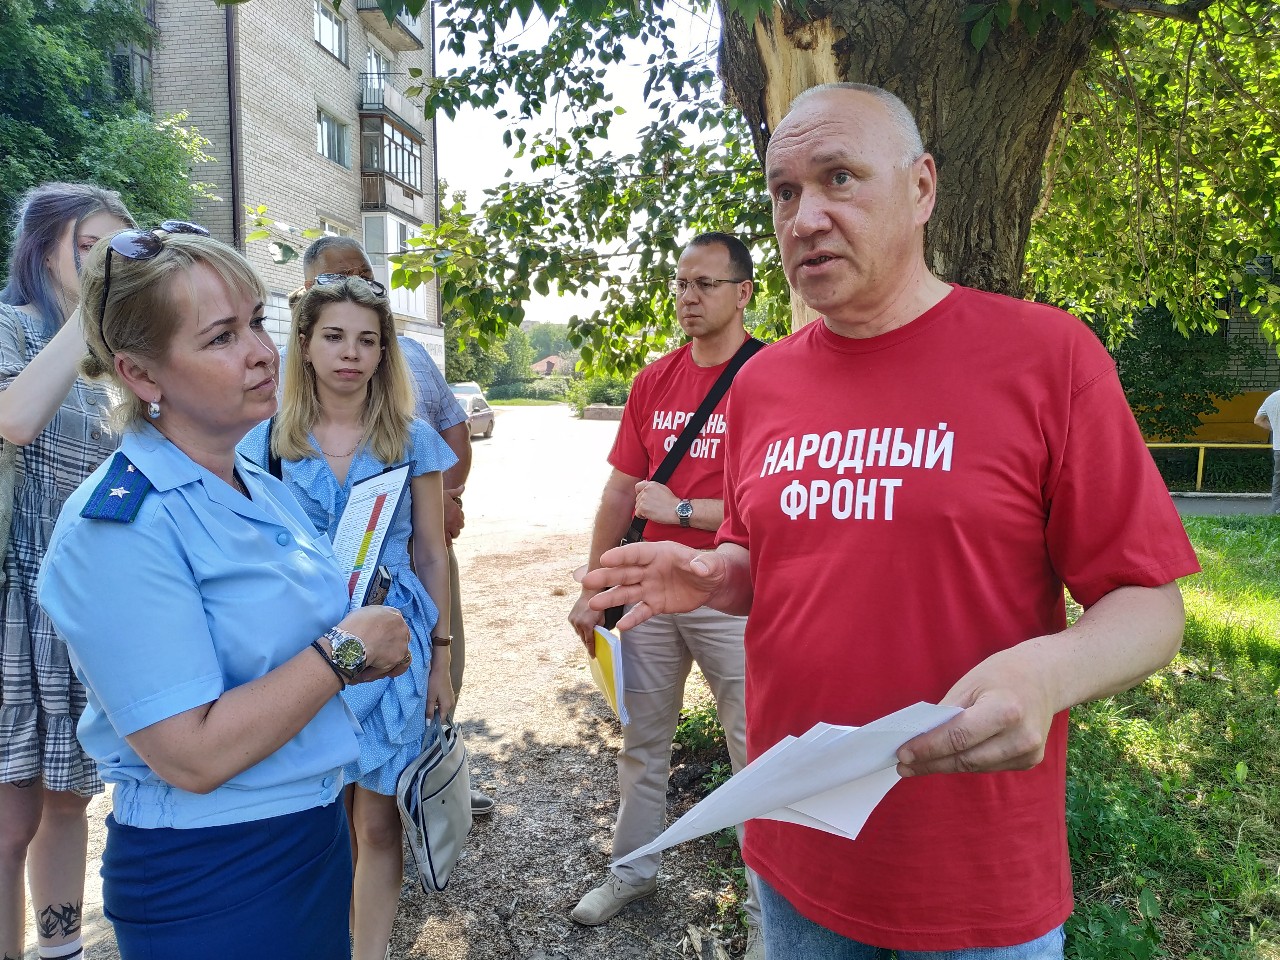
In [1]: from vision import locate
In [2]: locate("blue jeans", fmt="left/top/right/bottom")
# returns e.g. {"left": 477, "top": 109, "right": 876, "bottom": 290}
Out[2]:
{"left": 759, "top": 877, "right": 1065, "bottom": 959}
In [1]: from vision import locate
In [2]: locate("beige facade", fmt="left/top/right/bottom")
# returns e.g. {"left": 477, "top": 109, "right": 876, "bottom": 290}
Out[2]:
{"left": 148, "top": 0, "right": 444, "bottom": 368}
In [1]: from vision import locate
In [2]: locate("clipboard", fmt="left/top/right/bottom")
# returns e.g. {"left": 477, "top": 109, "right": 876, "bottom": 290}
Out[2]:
{"left": 590, "top": 626, "right": 629, "bottom": 725}
{"left": 331, "top": 463, "right": 411, "bottom": 610}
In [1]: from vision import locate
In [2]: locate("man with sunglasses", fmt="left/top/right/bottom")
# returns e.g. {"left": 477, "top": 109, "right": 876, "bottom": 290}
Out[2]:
{"left": 300, "top": 236, "right": 495, "bottom": 816}
{"left": 567, "top": 232, "right": 764, "bottom": 958}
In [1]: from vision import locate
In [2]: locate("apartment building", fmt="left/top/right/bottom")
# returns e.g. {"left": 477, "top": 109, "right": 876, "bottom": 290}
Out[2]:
{"left": 137, "top": 0, "right": 444, "bottom": 367}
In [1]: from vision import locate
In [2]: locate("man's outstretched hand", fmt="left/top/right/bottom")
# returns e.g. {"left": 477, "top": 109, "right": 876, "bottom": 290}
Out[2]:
{"left": 582, "top": 540, "right": 725, "bottom": 631}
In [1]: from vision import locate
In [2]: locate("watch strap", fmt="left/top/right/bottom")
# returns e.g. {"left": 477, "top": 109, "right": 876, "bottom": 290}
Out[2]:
{"left": 430, "top": 635, "right": 453, "bottom": 647}
{"left": 310, "top": 640, "right": 349, "bottom": 687}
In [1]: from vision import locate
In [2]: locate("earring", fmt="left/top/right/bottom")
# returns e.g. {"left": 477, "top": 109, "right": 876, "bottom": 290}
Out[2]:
{"left": 147, "top": 400, "right": 161, "bottom": 420}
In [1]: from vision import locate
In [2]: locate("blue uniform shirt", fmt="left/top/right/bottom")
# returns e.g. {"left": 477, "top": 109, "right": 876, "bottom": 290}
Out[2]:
{"left": 37, "top": 425, "right": 359, "bottom": 829}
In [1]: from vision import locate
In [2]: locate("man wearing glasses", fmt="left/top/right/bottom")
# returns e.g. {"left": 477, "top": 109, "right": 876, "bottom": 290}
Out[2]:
{"left": 300, "top": 236, "right": 495, "bottom": 816}
{"left": 568, "top": 232, "right": 763, "bottom": 959}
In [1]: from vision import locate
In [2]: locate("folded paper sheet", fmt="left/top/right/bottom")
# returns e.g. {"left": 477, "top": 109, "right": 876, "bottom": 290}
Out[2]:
{"left": 589, "top": 626, "right": 629, "bottom": 725}
{"left": 612, "top": 701, "right": 960, "bottom": 867}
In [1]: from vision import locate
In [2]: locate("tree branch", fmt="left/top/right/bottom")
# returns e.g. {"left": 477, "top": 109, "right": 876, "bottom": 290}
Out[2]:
{"left": 1095, "top": 0, "right": 1213, "bottom": 22}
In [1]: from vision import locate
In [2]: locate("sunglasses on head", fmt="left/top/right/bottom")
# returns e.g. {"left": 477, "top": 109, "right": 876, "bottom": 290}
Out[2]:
{"left": 98, "top": 221, "right": 210, "bottom": 351}
{"left": 312, "top": 273, "right": 387, "bottom": 298}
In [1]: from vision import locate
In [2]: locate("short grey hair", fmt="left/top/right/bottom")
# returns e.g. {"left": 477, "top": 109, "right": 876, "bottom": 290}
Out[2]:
{"left": 302, "top": 235, "right": 366, "bottom": 278}
{"left": 791, "top": 83, "right": 925, "bottom": 168}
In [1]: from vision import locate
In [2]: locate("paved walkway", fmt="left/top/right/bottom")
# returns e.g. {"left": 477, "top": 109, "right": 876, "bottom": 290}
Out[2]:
{"left": 1170, "top": 493, "right": 1273, "bottom": 516}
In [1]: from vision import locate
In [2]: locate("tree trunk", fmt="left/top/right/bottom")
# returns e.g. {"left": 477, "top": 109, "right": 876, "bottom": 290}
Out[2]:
{"left": 718, "top": 1, "right": 1101, "bottom": 326}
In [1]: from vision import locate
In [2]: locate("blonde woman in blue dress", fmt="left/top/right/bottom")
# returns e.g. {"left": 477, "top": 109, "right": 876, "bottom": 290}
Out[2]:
{"left": 241, "top": 275, "right": 454, "bottom": 960}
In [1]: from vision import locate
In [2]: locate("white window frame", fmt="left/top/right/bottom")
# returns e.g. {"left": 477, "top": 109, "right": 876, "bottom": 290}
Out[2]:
{"left": 313, "top": 1, "right": 347, "bottom": 64}
{"left": 316, "top": 109, "right": 350, "bottom": 168}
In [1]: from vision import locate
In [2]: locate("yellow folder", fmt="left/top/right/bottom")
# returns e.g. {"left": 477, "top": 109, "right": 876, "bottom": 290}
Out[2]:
{"left": 590, "top": 626, "right": 630, "bottom": 725}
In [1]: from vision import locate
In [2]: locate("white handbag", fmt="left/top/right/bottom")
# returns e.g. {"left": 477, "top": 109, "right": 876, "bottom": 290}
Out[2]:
{"left": 396, "top": 716, "right": 473, "bottom": 892}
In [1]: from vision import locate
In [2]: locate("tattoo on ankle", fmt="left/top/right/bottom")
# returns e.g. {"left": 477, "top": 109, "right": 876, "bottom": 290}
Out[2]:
{"left": 36, "top": 901, "right": 82, "bottom": 939}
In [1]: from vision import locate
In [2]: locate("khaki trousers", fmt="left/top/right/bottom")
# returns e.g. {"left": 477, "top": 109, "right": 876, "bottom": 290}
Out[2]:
{"left": 610, "top": 606, "right": 761, "bottom": 925}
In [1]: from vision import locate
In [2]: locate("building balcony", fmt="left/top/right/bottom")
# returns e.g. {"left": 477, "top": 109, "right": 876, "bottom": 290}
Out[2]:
{"left": 361, "top": 172, "right": 428, "bottom": 222}
{"left": 355, "top": 0, "right": 424, "bottom": 52}
{"left": 359, "top": 75, "right": 424, "bottom": 139}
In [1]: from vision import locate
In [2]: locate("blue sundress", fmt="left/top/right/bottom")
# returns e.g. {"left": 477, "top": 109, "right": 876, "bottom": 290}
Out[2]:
{"left": 240, "top": 419, "right": 456, "bottom": 794}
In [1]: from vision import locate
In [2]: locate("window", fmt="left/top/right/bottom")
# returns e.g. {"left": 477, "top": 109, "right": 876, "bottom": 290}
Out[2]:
{"left": 365, "top": 48, "right": 390, "bottom": 85}
{"left": 316, "top": 109, "right": 350, "bottom": 167}
{"left": 111, "top": 43, "right": 152, "bottom": 97}
{"left": 359, "top": 117, "right": 421, "bottom": 190}
{"left": 314, "top": 1, "right": 347, "bottom": 64}
{"left": 319, "top": 220, "right": 350, "bottom": 238}
{"left": 396, "top": 220, "right": 416, "bottom": 253}
{"left": 386, "top": 123, "right": 422, "bottom": 188}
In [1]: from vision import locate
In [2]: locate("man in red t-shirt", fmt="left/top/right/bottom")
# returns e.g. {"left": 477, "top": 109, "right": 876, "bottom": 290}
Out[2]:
{"left": 568, "top": 232, "right": 764, "bottom": 957}
{"left": 585, "top": 85, "right": 1200, "bottom": 958}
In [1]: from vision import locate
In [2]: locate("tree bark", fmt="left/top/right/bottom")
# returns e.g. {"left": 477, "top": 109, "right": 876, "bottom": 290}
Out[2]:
{"left": 718, "top": 1, "right": 1102, "bottom": 318}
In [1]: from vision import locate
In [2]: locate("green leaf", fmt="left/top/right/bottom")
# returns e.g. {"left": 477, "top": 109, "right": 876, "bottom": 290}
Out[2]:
{"left": 1137, "top": 887, "right": 1160, "bottom": 921}
{"left": 971, "top": 10, "right": 995, "bottom": 50}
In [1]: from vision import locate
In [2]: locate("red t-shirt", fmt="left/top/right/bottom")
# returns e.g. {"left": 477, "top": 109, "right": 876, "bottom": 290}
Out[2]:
{"left": 716, "top": 286, "right": 1200, "bottom": 950}
{"left": 609, "top": 342, "right": 746, "bottom": 550}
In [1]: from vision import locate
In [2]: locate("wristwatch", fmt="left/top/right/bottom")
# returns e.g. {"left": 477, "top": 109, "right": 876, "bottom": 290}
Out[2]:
{"left": 675, "top": 499, "right": 694, "bottom": 528}
{"left": 321, "top": 626, "right": 367, "bottom": 683}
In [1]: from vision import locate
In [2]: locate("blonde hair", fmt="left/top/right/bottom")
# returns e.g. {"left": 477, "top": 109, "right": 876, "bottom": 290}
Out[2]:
{"left": 78, "top": 231, "right": 267, "bottom": 429}
{"left": 275, "top": 279, "right": 414, "bottom": 465}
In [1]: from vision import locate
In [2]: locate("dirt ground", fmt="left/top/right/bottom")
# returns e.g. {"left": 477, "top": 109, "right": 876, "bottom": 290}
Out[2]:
{"left": 43, "top": 505, "right": 744, "bottom": 960}
{"left": 389, "top": 531, "right": 744, "bottom": 960}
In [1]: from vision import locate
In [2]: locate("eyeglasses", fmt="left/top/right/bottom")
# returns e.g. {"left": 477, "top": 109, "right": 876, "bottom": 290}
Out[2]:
{"left": 99, "top": 220, "right": 210, "bottom": 351}
{"left": 313, "top": 273, "right": 387, "bottom": 298}
{"left": 669, "top": 277, "right": 748, "bottom": 297}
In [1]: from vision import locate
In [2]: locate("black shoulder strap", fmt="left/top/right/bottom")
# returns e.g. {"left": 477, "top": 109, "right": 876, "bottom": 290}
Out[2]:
{"left": 266, "top": 417, "right": 282, "bottom": 480}
{"left": 625, "top": 336, "right": 764, "bottom": 542}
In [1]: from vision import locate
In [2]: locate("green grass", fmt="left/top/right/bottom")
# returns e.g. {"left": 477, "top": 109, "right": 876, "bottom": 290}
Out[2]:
{"left": 1066, "top": 516, "right": 1280, "bottom": 960}
{"left": 486, "top": 397, "right": 564, "bottom": 406}
{"left": 673, "top": 517, "right": 1280, "bottom": 959}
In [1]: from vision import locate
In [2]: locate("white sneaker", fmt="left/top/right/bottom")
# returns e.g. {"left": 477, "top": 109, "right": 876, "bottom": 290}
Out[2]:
{"left": 570, "top": 873, "right": 658, "bottom": 925}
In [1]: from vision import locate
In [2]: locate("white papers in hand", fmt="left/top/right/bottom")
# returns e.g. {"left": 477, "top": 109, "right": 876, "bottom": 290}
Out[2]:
{"left": 612, "top": 701, "right": 960, "bottom": 867}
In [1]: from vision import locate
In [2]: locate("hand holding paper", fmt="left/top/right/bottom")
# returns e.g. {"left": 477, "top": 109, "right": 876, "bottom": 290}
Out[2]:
{"left": 612, "top": 702, "right": 960, "bottom": 868}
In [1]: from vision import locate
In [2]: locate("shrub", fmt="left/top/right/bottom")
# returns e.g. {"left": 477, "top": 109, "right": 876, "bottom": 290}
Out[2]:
{"left": 1150, "top": 447, "right": 1272, "bottom": 493}
{"left": 567, "top": 374, "right": 632, "bottom": 416}
{"left": 486, "top": 377, "right": 571, "bottom": 401}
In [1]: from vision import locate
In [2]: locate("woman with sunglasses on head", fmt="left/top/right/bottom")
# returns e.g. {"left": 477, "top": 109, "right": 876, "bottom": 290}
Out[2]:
{"left": 240, "top": 276, "right": 455, "bottom": 960}
{"left": 36, "top": 227, "right": 412, "bottom": 959}
{"left": 0, "top": 182, "right": 135, "bottom": 960}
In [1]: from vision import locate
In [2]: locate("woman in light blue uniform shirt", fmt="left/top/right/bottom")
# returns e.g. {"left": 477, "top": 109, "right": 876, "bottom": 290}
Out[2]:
{"left": 241, "top": 276, "right": 455, "bottom": 960}
{"left": 36, "top": 228, "right": 412, "bottom": 959}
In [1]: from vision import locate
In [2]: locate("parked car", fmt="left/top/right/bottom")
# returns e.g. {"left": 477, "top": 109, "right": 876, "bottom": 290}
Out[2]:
{"left": 450, "top": 383, "right": 494, "bottom": 438}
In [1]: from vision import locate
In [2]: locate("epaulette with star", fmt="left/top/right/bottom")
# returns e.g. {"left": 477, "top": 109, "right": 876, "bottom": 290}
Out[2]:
{"left": 80, "top": 452, "right": 153, "bottom": 523}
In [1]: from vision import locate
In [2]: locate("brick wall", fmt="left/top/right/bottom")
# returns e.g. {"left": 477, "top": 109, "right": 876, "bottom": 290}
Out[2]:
{"left": 150, "top": 0, "right": 438, "bottom": 347}
{"left": 149, "top": 0, "right": 233, "bottom": 242}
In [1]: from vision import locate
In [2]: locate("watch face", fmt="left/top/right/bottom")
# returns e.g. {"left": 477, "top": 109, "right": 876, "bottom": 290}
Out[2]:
{"left": 676, "top": 501, "right": 693, "bottom": 518}
{"left": 331, "top": 634, "right": 366, "bottom": 673}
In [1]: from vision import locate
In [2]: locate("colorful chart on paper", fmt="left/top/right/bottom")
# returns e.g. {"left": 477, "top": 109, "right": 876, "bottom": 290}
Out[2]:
{"left": 330, "top": 463, "right": 411, "bottom": 611}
